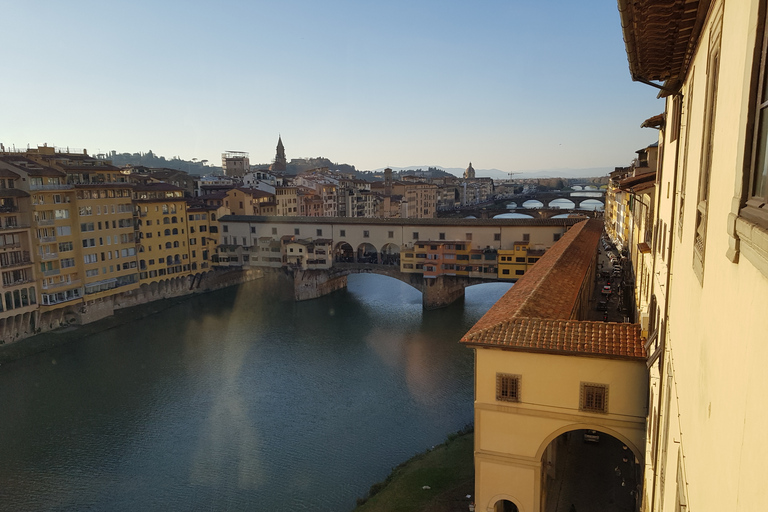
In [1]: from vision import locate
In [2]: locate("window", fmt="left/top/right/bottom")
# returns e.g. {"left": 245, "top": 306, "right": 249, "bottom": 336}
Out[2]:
{"left": 554, "top": 233, "right": 561, "bottom": 242}
{"left": 496, "top": 373, "right": 520, "bottom": 402}
{"left": 388, "top": 231, "right": 394, "bottom": 238}
{"left": 580, "top": 383, "right": 608, "bottom": 413}
{"left": 339, "top": 229, "right": 346, "bottom": 237}
{"left": 439, "top": 232, "right": 445, "bottom": 240}
{"left": 413, "top": 232, "right": 419, "bottom": 240}
{"left": 317, "top": 229, "right": 322, "bottom": 236}
{"left": 738, "top": 2, "right": 768, "bottom": 275}
{"left": 522, "top": 233, "right": 530, "bottom": 242}
{"left": 363, "top": 230, "right": 369, "bottom": 238}
{"left": 56, "top": 225, "right": 71, "bottom": 236}
{"left": 502, "top": 269, "right": 510, "bottom": 275}
{"left": 693, "top": 6, "right": 722, "bottom": 283}
{"left": 294, "top": 228, "right": 300, "bottom": 235}
{"left": 494, "top": 233, "right": 501, "bottom": 241}
{"left": 466, "top": 233, "right": 472, "bottom": 240}
{"left": 515, "top": 269, "right": 525, "bottom": 275}
{"left": 272, "top": 227, "right": 277, "bottom": 235}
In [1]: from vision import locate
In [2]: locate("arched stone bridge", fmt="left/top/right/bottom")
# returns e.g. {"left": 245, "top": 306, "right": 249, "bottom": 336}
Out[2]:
{"left": 289, "top": 262, "right": 509, "bottom": 309}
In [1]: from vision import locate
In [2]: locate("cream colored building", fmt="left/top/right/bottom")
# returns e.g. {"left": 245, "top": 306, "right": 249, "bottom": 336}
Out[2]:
{"left": 613, "top": 1, "right": 768, "bottom": 510}
{"left": 462, "top": 219, "right": 647, "bottom": 512}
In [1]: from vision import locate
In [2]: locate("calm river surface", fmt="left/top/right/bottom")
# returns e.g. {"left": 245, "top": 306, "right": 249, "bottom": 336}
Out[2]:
{"left": 0, "top": 274, "right": 511, "bottom": 511}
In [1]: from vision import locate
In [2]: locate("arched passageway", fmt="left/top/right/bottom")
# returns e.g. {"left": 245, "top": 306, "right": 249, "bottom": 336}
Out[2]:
{"left": 494, "top": 499, "right": 519, "bottom": 512}
{"left": 334, "top": 242, "right": 353, "bottom": 263}
{"left": 540, "top": 429, "right": 640, "bottom": 512}
{"left": 380, "top": 243, "right": 400, "bottom": 266}
{"left": 357, "top": 243, "right": 378, "bottom": 263}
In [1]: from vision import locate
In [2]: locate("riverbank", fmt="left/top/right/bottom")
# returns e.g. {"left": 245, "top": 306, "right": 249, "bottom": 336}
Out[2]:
{"left": 0, "top": 268, "right": 266, "bottom": 364}
{"left": 354, "top": 427, "right": 474, "bottom": 512}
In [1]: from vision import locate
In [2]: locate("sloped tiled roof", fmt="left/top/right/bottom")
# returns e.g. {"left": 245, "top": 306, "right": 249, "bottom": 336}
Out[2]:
{"left": 462, "top": 218, "right": 646, "bottom": 361}
{"left": 463, "top": 317, "right": 645, "bottom": 360}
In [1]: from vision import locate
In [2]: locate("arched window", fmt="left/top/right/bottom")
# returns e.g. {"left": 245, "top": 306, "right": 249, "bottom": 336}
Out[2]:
{"left": 162, "top": 204, "right": 169, "bottom": 214}
{"left": 172, "top": 228, "right": 178, "bottom": 235}
{"left": 171, "top": 216, "right": 178, "bottom": 223}
{"left": 164, "top": 229, "right": 171, "bottom": 236}
{"left": 173, "top": 241, "right": 179, "bottom": 248}
{"left": 28, "top": 287, "right": 36, "bottom": 305}
{"left": 163, "top": 217, "right": 170, "bottom": 224}
{"left": 165, "top": 242, "right": 172, "bottom": 249}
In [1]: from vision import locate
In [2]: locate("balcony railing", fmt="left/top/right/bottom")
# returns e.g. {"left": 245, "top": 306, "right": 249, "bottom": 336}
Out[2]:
{"left": 0, "top": 254, "right": 32, "bottom": 269}
{"left": 0, "top": 205, "right": 19, "bottom": 213}
{"left": 40, "top": 252, "right": 58, "bottom": 261}
{"left": 42, "top": 268, "right": 60, "bottom": 277}
{"left": 36, "top": 219, "right": 55, "bottom": 226}
{"left": 29, "top": 184, "right": 74, "bottom": 191}
{"left": 42, "top": 279, "right": 81, "bottom": 290}
{"left": 40, "top": 236, "right": 57, "bottom": 243}
{"left": 2, "top": 277, "right": 34, "bottom": 287}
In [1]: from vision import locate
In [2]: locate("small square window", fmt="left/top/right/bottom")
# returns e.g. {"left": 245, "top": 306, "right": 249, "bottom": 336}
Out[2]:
{"left": 554, "top": 233, "right": 561, "bottom": 242}
{"left": 523, "top": 233, "right": 530, "bottom": 242}
{"left": 439, "top": 232, "right": 445, "bottom": 240}
{"left": 494, "top": 233, "right": 501, "bottom": 241}
{"left": 294, "top": 228, "right": 300, "bottom": 235}
{"left": 272, "top": 227, "right": 277, "bottom": 235}
{"left": 388, "top": 231, "right": 394, "bottom": 238}
{"left": 340, "top": 229, "right": 346, "bottom": 237}
{"left": 317, "top": 229, "right": 323, "bottom": 236}
{"left": 223, "top": 225, "right": 228, "bottom": 232}
{"left": 580, "top": 383, "right": 608, "bottom": 413}
{"left": 466, "top": 233, "right": 472, "bottom": 240}
{"left": 363, "top": 230, "right": 370, "bottom": 238}
{"left": 496, "top": 373, "right": 520, "bottom": 402}
{"left": 251, "top": 227, "right": 256, "bottom": 233}
{"left": 413, "top": 232, "right": 419, "bottom": 240}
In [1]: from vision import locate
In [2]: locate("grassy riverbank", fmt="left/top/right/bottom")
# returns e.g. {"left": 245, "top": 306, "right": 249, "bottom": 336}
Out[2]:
{"left": 354, "top": 427, "right": 474, "bottom": 512}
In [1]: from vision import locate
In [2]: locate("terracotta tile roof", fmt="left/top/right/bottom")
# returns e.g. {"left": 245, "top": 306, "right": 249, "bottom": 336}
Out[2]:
{"left": 463, "top": 317, "right": 645, "bottom": 360}
{"left": 462, "top": 218, "right": 646, "bottom": 361}
{"left": 618, "top": 0, "right": 712, "bottom": 92}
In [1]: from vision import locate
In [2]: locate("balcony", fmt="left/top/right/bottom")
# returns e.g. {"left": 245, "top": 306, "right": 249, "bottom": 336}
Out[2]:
{"left": 42, "top": 279, "right": 81, "bottom": 290}
{"left": 40, "top": 236, "right": 57, "bottom": 243}
{"left": 40, "top": 252, "right": 59, "bottom": 261}
{"left": 0, "top": 205, "right": 19, "bottom": 213}
{"left": 29, "top": 183, "right": 74, "bottom": 191}
{"left": 42, "top": 268, "right": 60, "bottom": 277}
{"left": 2, "top": 277, "right": 34, "bottom": 287}
{"left": 0, "top": 254, "right": 32, "bottom": 269}
{"left": 36, "top": 219, "right": 55, "bottom": 226}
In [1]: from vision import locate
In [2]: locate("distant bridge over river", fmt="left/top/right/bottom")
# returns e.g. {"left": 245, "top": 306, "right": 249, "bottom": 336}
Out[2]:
{"left": 219, "top": 216, "right": 586, "bottom": 308}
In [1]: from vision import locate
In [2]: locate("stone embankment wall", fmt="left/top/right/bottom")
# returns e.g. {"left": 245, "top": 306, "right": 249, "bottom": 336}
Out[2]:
{"left": 0, "top": 268, "right": 262, "bottom": 346}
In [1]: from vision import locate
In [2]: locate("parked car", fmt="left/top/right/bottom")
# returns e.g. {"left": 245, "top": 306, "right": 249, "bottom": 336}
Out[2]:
{"left": 601, "top": 285, "right": 612, "bottom": 295}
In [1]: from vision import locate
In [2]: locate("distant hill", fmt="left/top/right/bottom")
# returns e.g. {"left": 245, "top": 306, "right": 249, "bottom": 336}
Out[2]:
{"left": 100, "top": 150, "right": 222, "bottom": 175}
{"left": 371, "top": 166, "right": 613, "bottom": 180}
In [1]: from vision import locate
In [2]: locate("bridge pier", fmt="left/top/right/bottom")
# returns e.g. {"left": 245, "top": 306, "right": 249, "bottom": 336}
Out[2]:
{"left": 293, "top": 269, "right": 348, "bottom": 301}
{"left": 422, "top": 275, "right": 466, "bottom": 310}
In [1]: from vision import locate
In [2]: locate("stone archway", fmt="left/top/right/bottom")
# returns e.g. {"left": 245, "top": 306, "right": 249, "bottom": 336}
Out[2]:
{"left": 539, "top": 428, "right": 641, "bottom": 512}
{"left": 380, "top": 243, "right": 400, "bottom": 266}
{"left": 357, "top": 243, "right": 378, "bottom": 264}
{"left": 334, "top": 242, "right": 353, "bottom": 263}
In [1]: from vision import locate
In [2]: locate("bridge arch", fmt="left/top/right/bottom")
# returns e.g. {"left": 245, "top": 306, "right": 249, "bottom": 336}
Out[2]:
{"left": 534, "top": 422, "right": 642, "bottom": 462}
{"left": 547, "top": 198, "right": 575, "bottom": 209}
{"left": 334, "top": 242, "right": 353, "bottom": 263}
{"left": 489, "top": 496, "right": 522, "bottom": 512}
{"left": 380, "top": 243, "right": 400, "bottom": 266}
{"left": 356, "top": 243, "right": 378, "bottom": 263}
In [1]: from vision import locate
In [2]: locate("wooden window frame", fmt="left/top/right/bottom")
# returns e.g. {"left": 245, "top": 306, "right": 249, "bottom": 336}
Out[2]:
{"left": 580, "top": 382, "right": 608, "bottom": 413}
{"left": 496, "top": 373, "right": 520, "bottom": 403}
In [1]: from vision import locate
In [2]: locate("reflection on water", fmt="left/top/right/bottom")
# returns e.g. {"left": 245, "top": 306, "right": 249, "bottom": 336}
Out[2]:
{"left": 0, "top": 274, "right": 511, "bottom": 511}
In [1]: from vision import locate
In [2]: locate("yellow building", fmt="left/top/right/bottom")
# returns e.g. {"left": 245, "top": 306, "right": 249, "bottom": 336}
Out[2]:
{"left": 275, "top": 186, "right": 299, "bottom": 216}
{"left": 133, "top": 183, "right": 190, "bottom": 283}
{"left": 186, "top": 204, "right": 220, "bottom": 273}
{"left": 0, "top": 157, "right": 39, "bottom": 333}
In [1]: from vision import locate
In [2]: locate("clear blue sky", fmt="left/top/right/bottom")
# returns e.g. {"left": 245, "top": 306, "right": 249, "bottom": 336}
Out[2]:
{"left": 1, "top": 0, "right": 661, "bottom": 173}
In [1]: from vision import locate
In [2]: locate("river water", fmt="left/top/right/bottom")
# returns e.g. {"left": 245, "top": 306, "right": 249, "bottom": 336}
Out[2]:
{"left": 0, "top": 274, "right": 511, "bottom": 511}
